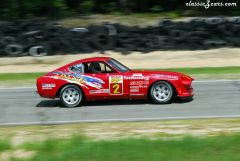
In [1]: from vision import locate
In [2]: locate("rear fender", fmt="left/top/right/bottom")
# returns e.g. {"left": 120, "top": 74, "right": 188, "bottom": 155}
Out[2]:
{"left": 55, "top": 83, "right": 85, "bottom": 100}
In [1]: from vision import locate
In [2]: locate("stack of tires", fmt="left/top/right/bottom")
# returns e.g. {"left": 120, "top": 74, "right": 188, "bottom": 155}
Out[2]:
{"left": 0, "top": 17, "right": 239, "bottom": 57}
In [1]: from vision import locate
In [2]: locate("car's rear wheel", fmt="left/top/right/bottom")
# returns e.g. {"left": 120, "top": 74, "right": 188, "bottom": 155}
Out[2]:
{"left": 60, "top": 85, "right": 83, "bottom": 107}
{"left": 150, "top": 81, "right": 174, "bottom": 104}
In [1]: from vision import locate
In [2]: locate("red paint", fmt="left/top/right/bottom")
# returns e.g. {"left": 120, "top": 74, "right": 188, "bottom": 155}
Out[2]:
{"left": 36, "top": 57, "right": 194, "bottom": 101}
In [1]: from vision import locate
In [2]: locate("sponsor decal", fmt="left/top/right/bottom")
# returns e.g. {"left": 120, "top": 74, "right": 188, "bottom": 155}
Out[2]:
{"left": 50, "top": 71, "right": 105, "bottom": 89}
{"left": 130, "top": 93, "right": 144, "bottom": 96}
{"left": 139, "top": 85, "right": 148, "bottom": 88}
{"left": 130, "top": 86, "right": 139, "bottom": 93}
{"left": 152, "top": 74, "right": 179, "bottom": 80}
{"left": 109, "top": 75, "right": 123, "bottom": 95}
{"left": 110, "top": 75, "right": 123, "bottom": 83}
{"left": 130, "top": 80, "right": 148, "bottom": 90}
{"left": 133, "top": 73, "right": 143, "bottom": 77}
{"left": 89, "top": 89, "right": 109, "bottom": 94}
{"left": 42, "top": 83, "right": 56, "bottom": 90}
{"left": 124, "top": 75, "right": 149, "bottom": 80}
{"left": 130, "top": 80, "right": 149, "bottom": 86}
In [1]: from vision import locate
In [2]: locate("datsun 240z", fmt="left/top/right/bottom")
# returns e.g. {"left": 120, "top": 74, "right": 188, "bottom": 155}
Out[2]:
{"left": 36, "top": 57, "right": 194, "bottom": 107}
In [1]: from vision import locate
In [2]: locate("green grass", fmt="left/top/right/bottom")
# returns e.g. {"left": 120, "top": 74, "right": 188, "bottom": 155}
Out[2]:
{"left": 0, "top": 139, "right": 11, "bottom": 152}
{"left": 161, "top": 66, "right": 240, "bottom": 75}
{"left": 0, "top": 73, "right": 45, "bottom": 86}
{"left": 0, "top": 73, "right": 45, "bottom": 82}
{"left": 0, "top": 66, "right": 239, "bottom": 86}
{"left": 11, "top": 134, "right": 240, "bottom": 161}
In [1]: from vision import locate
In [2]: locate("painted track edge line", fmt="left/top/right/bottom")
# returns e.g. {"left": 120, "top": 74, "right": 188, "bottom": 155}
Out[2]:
{"left": 0, "top": 86, "right": 35, "bottom": 90}
{"left": 1, "top": 115, "right": 240, "bottom": 126}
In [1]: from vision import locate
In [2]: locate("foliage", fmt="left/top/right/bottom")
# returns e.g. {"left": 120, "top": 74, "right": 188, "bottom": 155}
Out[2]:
{"left": 0, "top": 0, "right": 240, "bottom": 19}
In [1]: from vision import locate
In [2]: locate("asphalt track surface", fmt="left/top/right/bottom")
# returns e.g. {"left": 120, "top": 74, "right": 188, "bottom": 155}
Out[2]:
{"left": 0, "top": 80, "right": 240, "bottom": 125}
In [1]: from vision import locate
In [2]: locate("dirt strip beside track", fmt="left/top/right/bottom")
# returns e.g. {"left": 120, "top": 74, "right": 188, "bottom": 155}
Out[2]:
{"left": 0, "top": 48, "right": 240, "bottom": 73}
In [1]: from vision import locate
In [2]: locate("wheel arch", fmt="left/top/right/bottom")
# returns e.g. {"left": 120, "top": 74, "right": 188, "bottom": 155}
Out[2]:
{"left": 147, "top": 80, "right": 178, "bottom": 98}
{"left": 55, "top": 83, "right": 86, "bottom": 99}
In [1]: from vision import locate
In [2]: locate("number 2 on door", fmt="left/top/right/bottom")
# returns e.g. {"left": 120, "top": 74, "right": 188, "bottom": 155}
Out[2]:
{"left": 109, "top": 75, "right": 123, "bottom": 95}
{"left": 113, "top": 84, "right": 120, "bottom": 94}
{"left": 110, "top": 83, "right": 123, "bottom": 94}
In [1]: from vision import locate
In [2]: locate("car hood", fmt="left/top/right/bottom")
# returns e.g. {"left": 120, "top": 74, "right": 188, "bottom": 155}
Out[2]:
{"left": 131, "top": 70, "right": 182, "bottom": 76}
{"left": 130, "top": 70, "right": 194, "bottom": 81}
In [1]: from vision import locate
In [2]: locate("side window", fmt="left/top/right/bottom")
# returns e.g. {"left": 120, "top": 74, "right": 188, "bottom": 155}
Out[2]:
{"left": 84, "top": 62, "right": 115, "bottom": 73}
{"left": 69, "top": 63, "right": 84, "bottom": 73}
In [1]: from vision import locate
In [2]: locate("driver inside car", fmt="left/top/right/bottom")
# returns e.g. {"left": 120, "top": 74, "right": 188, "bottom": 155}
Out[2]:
{"left": 89, "top": 62, "right": 101, "bottom": 73}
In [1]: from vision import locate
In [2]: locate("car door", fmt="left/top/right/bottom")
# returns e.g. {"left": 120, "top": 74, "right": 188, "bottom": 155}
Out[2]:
{"left": 125, "top": 72, "right": 150, "bottom": 97}
{"left": 83, "top": 62, "right": 109, "bottom": 97}
{"left": 83, "top": 61, "right": 127, "bottom": 98}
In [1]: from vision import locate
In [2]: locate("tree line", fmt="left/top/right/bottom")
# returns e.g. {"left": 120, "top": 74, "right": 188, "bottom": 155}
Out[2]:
{"left": 0, "top": 0, "right": 239, "bottom": 19}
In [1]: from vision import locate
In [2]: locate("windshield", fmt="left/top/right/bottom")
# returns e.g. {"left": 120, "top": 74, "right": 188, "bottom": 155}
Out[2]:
{"left": 107, "top": 59, "right": 130, "bottom": 72}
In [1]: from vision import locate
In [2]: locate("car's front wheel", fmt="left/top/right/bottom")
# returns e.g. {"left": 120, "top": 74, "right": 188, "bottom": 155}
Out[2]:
{"left": 60, "top": 85, "right": 83, "bottom": 107}
{"left": 150, "top": 81, "right": 174, "bottom": 104}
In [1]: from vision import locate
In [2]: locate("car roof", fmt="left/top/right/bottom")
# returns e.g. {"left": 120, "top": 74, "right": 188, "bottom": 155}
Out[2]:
{"left": 79, "top": 57, "right": 112, "bottom": 63}
{"left": 66, "top": 57, "right": 112, "bottom": 67}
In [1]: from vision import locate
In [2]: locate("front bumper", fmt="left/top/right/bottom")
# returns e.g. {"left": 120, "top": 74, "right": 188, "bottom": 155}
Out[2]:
{"left": 177, "top": 84, "right": 194, "bottom": 97}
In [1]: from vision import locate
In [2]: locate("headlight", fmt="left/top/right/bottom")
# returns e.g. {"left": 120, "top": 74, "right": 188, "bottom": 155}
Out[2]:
{"left": 181, "top": 75, "right": 194, "bottom": 85}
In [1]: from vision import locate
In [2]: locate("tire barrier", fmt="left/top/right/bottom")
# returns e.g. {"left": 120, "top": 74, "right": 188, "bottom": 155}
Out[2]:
{"left": 29, "top": 46, "right": 47, "bottom": 57}
{"left": 4, "top": 44, "right": 24, "bottom": 56}
{"left": 0, "top": 17, "right": 240, "bottom": 57}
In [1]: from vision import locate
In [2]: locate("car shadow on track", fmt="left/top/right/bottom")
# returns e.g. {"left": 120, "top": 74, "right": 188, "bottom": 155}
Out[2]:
{"left": 36, "top": 97, "right": 193, "bottom": 108}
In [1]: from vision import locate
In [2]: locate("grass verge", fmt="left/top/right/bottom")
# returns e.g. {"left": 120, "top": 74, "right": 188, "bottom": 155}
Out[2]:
{"left": 161, "top": 66, "right": 240, "bottom": 75}
{"left": 0, "top": 73, "right": 45, "bottom": 86}
{"left": 0, "top": 118, "right": 240, "bottom": 161}
{"left": 3, "top": 134, "right": 240, "bottom": 161}
{"left": 0, "top": 66, "right": 239, "bottom": 86}
{"left": 0, "top": 139, "right": 11, "bottom": 152}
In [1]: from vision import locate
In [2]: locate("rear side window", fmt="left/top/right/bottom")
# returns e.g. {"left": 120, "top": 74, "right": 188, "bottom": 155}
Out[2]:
{"left": 69, "top": 63, "right": 84, "bottom": 73}
{"left": 84, "top": 62, "right": 115, "bottom": 73}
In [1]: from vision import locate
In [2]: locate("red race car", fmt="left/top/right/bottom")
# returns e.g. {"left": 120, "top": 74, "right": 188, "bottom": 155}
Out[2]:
{"left": 36, "top": 57, "right": 194, "bottom": 107}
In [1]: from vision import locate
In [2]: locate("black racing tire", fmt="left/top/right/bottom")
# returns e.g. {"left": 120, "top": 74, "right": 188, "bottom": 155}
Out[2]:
{"left": 90, "top": 33, "right": 114, "bottom": 51}
{"left": 205, "top": 17, "right": 224, "bottom": 25}
{"left": 158, "top": 19, "right": 172, "bottom": 27}
{"left": 224, "top": 37, "right": 240, "bottom": 46}
{"left": 60, "top": 85, "right": 83, "bottom": 108}
{"left": 228, "top": 17, "right": 240, "bottom": 24}
{"left": 230, "top": 24, "right": 240, "bottom": 32}
{"left": 29, "top": 46, "right": 48, "bottom": 57}
{"left": 169, "top": 30, "right": 186, "bottom": 41}
{"left": 150, "top": 81, "right": 174, "bottom": 104}
{"left": 57, "top": 38, "right": 75, "bottom": 53}
{"left": 1, "top": 36, "right": 16, "bottom": 45}
{"left": 0, "top": 41, "right": 5, "bottom": 52}
{"left": 203, "top": 39, "right": 226, "bottom": 49}
{"left": 104, "top": 24, "right": 117, "bottom": 36}
{"left": 187, "top": 31, "right": 209, "bottom": 38}
{"left": 157, "top": 36, "right": 174, "bottom": 49}
{"left": 4, "top": 44, "right": 24, "bottom": 56}
{"left": 189, "top": 18, "right": 205, "bottom": 26}
{"left": 21, "top": 30, "right": 42, "bottom": 37}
